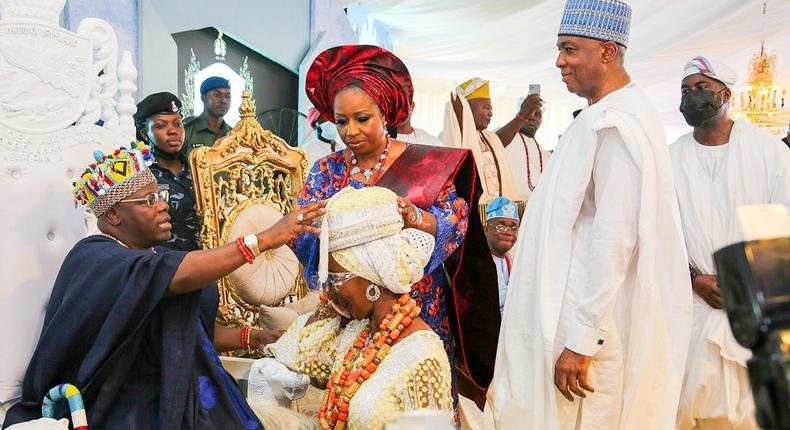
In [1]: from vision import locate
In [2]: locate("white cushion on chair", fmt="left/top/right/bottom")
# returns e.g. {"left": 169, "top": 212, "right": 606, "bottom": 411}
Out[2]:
{"left": 226, "top": 203, "right": 299, "bottom": 306}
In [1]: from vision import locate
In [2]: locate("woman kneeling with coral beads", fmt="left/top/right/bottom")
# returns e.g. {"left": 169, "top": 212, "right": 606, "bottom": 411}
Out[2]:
{"left": 259, "top": 186, "right": 453, "bottom": 430}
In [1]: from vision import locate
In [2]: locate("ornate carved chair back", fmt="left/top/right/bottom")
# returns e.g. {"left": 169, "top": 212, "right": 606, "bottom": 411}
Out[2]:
{"left": 190, "top": 90, "right": 310, "bottom": 329}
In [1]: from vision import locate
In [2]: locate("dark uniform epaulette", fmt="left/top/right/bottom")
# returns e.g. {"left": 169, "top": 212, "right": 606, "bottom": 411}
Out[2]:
{"left": 183, "top": 116, "right": 198, "bottom": 126}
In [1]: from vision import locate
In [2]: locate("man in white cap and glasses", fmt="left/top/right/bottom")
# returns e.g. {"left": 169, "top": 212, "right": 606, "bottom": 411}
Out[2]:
{"left": 672, "top": 56, "right": 789, "bottom": 430}
{"left": 490, "top": 1, "right": 692, "bottom": 429}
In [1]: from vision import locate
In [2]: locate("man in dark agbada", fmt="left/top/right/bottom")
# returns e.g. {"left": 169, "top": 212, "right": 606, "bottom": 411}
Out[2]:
{"left": 3, "top": 142, "right": 324, "bottom": 429}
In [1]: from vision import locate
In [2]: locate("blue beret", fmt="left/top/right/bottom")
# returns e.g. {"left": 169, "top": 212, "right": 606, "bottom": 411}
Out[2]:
{"left": 200, "top": 76, "right": 231, "bottom": 95}
{"left": 486, "top": 197, "right": 520, "bottom": 222}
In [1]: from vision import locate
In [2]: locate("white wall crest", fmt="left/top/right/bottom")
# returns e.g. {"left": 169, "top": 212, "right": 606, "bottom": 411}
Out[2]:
{"left": 0, "top": 0, "right": 139, "bottom": 405}
{"left": 0, "top": 0, "right": 136, "bottom": 157}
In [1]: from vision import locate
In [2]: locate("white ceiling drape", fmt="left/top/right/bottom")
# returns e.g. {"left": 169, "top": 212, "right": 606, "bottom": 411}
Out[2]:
{"left": 346, "top": 0, "right": 790, "bottom": 146}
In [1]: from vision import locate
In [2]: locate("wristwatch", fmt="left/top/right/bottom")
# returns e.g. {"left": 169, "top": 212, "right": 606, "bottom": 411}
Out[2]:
{"left": 244, "top": 234, "right": 261, "bottom": 258}
{"left": 689, "top": 265, "right": 701, "bottom": 285}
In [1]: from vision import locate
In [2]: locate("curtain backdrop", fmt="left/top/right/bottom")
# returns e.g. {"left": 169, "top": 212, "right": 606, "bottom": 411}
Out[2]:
{"left": 346, "top": 0, "right": 790, "bottom": 146}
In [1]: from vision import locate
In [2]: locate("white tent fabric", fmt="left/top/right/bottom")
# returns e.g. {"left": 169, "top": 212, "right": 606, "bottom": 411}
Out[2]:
{"left": 346, "top": 0, "right": 790, "bottom": 147}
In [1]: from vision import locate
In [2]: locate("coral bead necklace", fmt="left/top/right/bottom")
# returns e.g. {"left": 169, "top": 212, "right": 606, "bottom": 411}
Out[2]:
{"left": 319, "top": 294, "right": 421, "bottom": 430}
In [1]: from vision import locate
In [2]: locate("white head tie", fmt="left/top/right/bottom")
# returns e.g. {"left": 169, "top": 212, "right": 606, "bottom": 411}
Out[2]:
{"left": 317, "top": 187, "right": 434, "bottom": 293}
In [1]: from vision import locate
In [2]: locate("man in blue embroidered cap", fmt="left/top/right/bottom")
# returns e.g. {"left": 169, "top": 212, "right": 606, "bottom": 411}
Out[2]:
{"left": 491, "top": 1, "right": 692, "bottom": 429}
{"left": 483, "top": 197, "right": 520, "bottom": 316}
{"left": 183, "top": 76, "right": 232, "bottom": 157}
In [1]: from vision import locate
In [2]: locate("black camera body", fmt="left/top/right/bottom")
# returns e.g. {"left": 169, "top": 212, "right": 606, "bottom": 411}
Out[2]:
{"left": 715, "top": 237, "right": 790, "bottom": 430}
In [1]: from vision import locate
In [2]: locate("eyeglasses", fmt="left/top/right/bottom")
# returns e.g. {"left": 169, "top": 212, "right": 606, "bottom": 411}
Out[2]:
{"left": 323, "top": 272, "right": 358, "bottom": 292}
{"left": 120, "top": 189, "right": 169, "bottom": 207}
{"left": 490, "top": 223, "right": 519, "bottom": 234}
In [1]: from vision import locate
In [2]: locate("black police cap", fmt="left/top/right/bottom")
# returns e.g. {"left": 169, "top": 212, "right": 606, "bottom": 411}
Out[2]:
{"left": 134, "top": 92, "right": 182, "bottom": 123}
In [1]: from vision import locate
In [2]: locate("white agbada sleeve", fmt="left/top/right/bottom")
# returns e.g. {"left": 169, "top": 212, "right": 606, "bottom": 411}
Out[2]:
{"left": 441, "top": 93, "right": 475, "bottom": 150}
{"left": 565, "top": 129, "right": 640, "bottom": 356}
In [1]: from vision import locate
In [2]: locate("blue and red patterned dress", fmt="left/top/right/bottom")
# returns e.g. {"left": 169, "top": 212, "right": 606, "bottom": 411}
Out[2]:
{"left": 295, "top": 144, "right": 500, "bottom": 407}
{"left": 295, "top": 148, "right": 468, "bottom": 351}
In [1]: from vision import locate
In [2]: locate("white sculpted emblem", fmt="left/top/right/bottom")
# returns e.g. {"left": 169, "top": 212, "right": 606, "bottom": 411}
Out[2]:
{"left": 0, "top": 22, "right": 92, "bottom": 134}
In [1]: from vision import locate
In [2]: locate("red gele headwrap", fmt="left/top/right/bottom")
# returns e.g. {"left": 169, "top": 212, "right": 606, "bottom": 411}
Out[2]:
{"left": 305, "top": 45, "right": 414, "bottom": 127}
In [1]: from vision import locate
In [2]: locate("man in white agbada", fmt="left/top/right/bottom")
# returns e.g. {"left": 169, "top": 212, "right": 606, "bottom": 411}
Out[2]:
{"left": 441, "top": 78, "right": 518, "bottom": 203}
{"left": 500, "top": 96, "right": 552, "bottom": 202}
{"left": 672, "top": 55, "right": 790, "bottom": 430}
{"left": 490, "top": 1, "right": 692, "bottom": 429}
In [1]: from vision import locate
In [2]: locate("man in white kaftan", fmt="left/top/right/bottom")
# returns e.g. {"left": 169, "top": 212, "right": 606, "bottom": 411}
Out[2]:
{"left": 441, "top": 78, "right": 518, "bottom": 203}
{"left": 501, "top": 96, "right": 551, "bottom": 202}
{"left": 490, "top": 1, "right": 692, "bottom": 429}
{"left": 672, "top": 55, "right": 790, "bottom": 430}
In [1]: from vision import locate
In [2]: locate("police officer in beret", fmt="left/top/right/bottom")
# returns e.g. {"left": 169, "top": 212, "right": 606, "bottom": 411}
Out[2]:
{"left": 134, "top": 92, "right": 200, "bottom": 252}
{"left": 183, "top": 76, "right": 233, "bottom": 158}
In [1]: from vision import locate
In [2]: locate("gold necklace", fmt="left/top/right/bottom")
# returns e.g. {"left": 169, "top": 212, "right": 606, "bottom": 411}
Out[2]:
{"left": 100, "top": 233, "right": 129, "bottom": 248}
{"left": 100, "top": 233, "right": 155, "bottom": 253}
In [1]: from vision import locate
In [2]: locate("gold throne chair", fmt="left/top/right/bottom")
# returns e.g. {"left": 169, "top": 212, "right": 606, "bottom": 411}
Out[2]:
{"left": 189, "top": 91, "right": 311, "bottom": 337}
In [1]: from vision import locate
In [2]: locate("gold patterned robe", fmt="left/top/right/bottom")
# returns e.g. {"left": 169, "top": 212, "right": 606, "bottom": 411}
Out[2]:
{"left": 266, "top": 313, "right": 453, "bottom": 429}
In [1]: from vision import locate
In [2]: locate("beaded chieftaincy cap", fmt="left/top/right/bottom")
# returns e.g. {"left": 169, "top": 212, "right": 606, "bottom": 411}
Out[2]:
{"left": 71, "top": 142, "right": 156, "bottom": 217}
{"left": 558, "top": 0, "right": 632, "bottom": 48}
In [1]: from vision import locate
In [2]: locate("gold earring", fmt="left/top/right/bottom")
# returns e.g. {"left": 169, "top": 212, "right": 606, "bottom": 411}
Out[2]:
{"left": 365, "top": 284, "right": 381, "bottom": 302}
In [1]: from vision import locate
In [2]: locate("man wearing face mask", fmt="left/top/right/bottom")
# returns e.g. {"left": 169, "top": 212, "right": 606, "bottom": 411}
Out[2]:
{"left": 301, "top": 108, "right": 345, "bottom": 167}
{"left": 672, "top": 56, "right": 789, "bottom": 430}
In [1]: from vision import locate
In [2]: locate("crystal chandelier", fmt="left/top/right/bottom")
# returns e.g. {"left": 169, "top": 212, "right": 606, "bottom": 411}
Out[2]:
{"left": 730, "top": 2, "right": 790, "bottom": 135}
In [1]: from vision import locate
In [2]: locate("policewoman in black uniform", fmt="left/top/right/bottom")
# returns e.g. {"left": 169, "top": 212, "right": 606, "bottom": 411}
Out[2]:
{"left": 132, "top": 92, "right": 284, "bottom": 357}
{"left": 134, "top": 92, "right": 200, "bottom": 252}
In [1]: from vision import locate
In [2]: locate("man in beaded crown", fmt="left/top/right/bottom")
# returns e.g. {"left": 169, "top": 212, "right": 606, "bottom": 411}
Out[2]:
{"left": 71, "top": 142, "right": 156, "bottom": 218}
{"left": 6, "top": 139, "right": 325, "bottom": 428}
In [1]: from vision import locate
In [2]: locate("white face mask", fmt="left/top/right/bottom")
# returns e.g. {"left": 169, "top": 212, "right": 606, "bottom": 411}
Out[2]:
{"left": 317, "top": 121, "right": 338, "bottom": 142}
